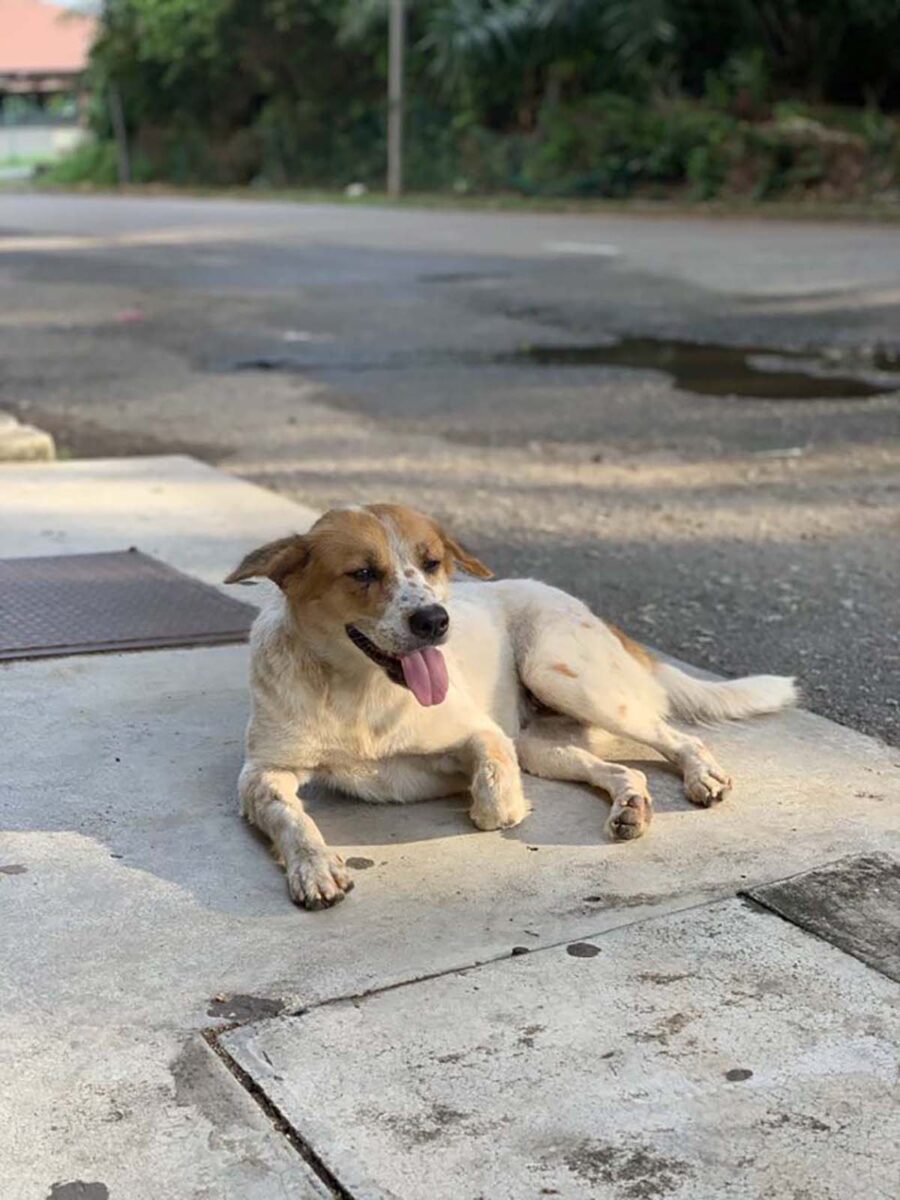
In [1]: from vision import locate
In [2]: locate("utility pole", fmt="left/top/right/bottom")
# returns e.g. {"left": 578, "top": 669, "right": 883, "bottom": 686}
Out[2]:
{"left": 387, "top": 0, "right": 405, "bottom": 197}
{"left": 108, "top": 82, "right": 131, "bottom": 186}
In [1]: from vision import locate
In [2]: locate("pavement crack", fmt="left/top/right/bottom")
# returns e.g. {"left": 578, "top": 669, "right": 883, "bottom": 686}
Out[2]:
{"left": 243, "top": 889, "right": 735, "bottom": 1023}
{"left": 201, "top": 1028, "right": 355, "bottom": 1199}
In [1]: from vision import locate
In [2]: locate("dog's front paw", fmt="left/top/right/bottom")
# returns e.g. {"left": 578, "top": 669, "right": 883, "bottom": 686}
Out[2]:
{"left": 607, "top": 780, "right": 653, "bottom": 841}
{"left": 287, "top": 852, "right": 354, "bottom": 910}
{"left": 469, "top": 779, "right": 530, "bottom": 831}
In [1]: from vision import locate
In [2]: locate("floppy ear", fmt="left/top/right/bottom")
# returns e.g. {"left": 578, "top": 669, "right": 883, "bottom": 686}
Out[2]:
{"left": 442, "top": 532, "right": 493, "bottom": 580}
{"left": 225, "top": 534, "right": 309, "bottom": 589}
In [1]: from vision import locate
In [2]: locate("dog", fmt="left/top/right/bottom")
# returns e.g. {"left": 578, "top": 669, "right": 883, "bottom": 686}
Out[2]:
{"left": 226, "top": 503, "right": 796, "bottom": 909}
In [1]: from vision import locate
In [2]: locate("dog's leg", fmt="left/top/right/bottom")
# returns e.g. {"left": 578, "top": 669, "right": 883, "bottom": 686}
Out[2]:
{"left": 517, "top": 717, "right": 652, "bottom": 840}
{"left": 464, "top": 730, "right": 529, "bottom": 831}
{"left": 621, "top": 720, "right": 732, "bottom": 807}
{"left": 520, "top": 623, "right": 732, "bottom": 808}
{"left": 239, "top": 763, "right": 354, "bottom": 909}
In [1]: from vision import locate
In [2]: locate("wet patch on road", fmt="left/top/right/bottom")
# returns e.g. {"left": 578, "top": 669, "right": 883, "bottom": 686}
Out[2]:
{"left": 746, "top": 853, "right": 900, "bottom": 981}
{"left": 47, "top": 1184, "right": 109, "bottom": 1200}
{"left": 725, "top": 1067, "right": 754, "bottom": 1082}
{"left": 207, "top": 993, "right": 284, "bottom": 1022}
{"left": 218, "top": 336, "right": 900, "bottom": 400}
{"left": 566, "top": 942, "right": 601, "bottom": 958}
{"left": 419, "top": 271, "right": 509, "bottom": 285}
{"left": 558, "top": 1140, "right": 691, "bottom": 1199}
{"left": 503, "top": 337, "right": 900, "bottom": 399}
{"left": 380, "top": 1102, "right": 471, "bottom": 1147}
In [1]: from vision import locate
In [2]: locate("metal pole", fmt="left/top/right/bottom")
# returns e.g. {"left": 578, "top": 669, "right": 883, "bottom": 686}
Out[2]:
{"left": 387, "top": 0, "right": 405, "bottom": 197}
{"left": 108, "top": 82, "right": 131, "bottom": 186}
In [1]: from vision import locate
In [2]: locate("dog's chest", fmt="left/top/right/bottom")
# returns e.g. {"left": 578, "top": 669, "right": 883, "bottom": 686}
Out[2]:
{"left": 310, "top": 706, "right": 408, "bottom": 765}
{"left": 283, "top": 688, "right": 460, "bottom": 769}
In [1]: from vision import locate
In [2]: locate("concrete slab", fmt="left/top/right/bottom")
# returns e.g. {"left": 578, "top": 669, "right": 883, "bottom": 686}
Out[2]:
{"left": 2, "top": 1025, "right": 331, "bottom": 1200}
{"left": 2, "top": 455, "right": 898, "bottom": 1198}
{"left": 223, "top": 899, "right": 900, "bottom": 1200}
{"left": 748, "top": 853, "right": 900, "bottom": 981}
{"left": 0, "top": 454, "right": 317, "bottom": 588}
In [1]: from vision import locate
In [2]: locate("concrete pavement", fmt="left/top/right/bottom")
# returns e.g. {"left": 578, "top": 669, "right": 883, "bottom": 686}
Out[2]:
{"left": 226, "top": 898, "right": 900, "bottom": 1200}
{"left": 2, "top": 456, "right": 898, "bottom": 1199}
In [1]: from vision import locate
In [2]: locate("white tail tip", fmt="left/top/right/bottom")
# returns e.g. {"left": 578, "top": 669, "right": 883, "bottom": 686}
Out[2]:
{"left": 656, "top": 662, "right": 798, "bottom": 723}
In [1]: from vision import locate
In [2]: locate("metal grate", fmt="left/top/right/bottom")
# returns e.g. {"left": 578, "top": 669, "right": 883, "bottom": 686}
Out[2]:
{"left": 0, "top": 549, "right": 257, "bottom": 662}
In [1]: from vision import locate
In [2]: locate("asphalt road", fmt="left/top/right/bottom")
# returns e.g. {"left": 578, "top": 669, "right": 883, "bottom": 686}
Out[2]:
{"left": 1, "top": 192, "right": 898, "bottom": 743}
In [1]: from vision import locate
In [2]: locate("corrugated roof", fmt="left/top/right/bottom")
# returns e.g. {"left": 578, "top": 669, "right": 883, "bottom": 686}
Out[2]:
{"left": 0, "top": 0, "right": 96, "bottom": 75}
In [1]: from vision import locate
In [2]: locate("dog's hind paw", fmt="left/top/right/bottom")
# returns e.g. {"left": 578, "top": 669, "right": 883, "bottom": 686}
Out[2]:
{"left": 287, "top": 852, "right": 355, "bottom": 910}
{"left": 685, "top": 759, "right": 732, "bottom": 807}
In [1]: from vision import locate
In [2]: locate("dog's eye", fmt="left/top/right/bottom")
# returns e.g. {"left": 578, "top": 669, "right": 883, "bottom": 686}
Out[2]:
{"left": 349, "top": 566, "right": 380, "bottom": 584}
{"left": 422, "top": 558, "right": 441, "bottom": 575}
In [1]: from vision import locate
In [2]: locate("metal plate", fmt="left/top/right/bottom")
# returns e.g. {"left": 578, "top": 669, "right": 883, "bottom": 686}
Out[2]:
{"left": 0, "top": 549, "right": 256, "bottom": 661}
{"left": 747, "top": 853, "right": 900, "bottom": 981}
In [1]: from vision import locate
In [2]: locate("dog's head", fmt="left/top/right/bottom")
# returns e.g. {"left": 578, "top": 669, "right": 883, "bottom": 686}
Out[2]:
{"left": 226, "top": 504, "right": 492, "bottom": 706}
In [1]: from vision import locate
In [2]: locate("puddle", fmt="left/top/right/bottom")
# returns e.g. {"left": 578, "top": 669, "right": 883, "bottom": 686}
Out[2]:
{"left": 220, "top": 337, "right": 900, "bottom": 400}
{"left": 419, "top": 271, "right": 507, "bottom": 285}
{"left": 506, "top": 338, "right": 900, "bottom": 400}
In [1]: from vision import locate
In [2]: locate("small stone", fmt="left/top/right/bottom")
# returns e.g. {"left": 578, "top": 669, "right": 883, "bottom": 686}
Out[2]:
{"left": 0, "top": 411, "right": 55, "bottom": 461}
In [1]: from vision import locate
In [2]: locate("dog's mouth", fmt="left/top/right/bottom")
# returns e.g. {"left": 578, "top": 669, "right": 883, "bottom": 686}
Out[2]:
{"left": 346, "top": 625, "right": 449, "bottom": 707}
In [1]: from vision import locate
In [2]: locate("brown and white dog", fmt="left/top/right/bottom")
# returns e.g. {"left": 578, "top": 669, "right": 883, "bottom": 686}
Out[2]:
{"left": 226, "top": 503, "right": 796, "bottom": 909}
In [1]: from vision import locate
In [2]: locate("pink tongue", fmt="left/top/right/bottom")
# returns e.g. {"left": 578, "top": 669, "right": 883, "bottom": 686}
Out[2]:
{"left": 399, "top": 647, "right": 449, "bottom": 706}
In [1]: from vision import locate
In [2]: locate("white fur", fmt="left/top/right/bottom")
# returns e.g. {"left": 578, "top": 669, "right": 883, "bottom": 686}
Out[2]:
{"left": 655, "top": 661, "right": 798, "bottom": 722}
{"left": 239, "top": 573, "right": 796, "bottom": 909}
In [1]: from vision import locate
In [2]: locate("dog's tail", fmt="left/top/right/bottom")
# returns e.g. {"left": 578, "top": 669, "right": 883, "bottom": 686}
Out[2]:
{"left": 654, "top": 661, "right": 797, "bottom": 723}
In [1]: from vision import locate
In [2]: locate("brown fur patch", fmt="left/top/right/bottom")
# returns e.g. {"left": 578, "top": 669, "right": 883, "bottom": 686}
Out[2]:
{"left": 226, "top": 503, "right": 493, "bottom": 646}
{"left": 365, "top": 502, "right": 493, "bottom": 578}
{"left": 442, "top": 533, "right": 493, "bottom": 579}
{"left": 609, "top": 625, "right": 654, "bottom": 668}
{"left": 369, "top": 504, "right": 491, "bottom": 579}
{"left": 552, "top": 662, "right": 578, "bottom": 678}
{"left": 224, "top": 534, "right": 308, "bottom": 587}
{"left": 366, "top": 503, "right": 444, "bottom": 562}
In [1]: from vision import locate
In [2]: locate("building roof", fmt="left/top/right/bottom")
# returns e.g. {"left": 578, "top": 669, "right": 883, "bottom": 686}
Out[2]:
{"left": 0, "top": 0, "right": 96, "bottom": 75}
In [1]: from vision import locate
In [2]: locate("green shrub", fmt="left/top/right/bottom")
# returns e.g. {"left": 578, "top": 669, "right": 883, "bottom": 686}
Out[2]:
{"left": 493, "top": 95, "right": 736, "bottom": 198}
{"left": 42, "top": 140, "right": 122, "bottom": 186}
{"left": 40, "top": 97, "right": 900, "bottom": 205}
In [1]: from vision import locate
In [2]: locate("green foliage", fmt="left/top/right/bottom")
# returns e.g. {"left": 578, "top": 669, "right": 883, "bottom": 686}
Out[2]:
{"left": 504, "top": 96, "right": 728, "bottom": 197}
{"left": 50, "top": 0, "right": 900, "bottom": 200}
{"left": 43, "top": 140, "right": 122, "bottom": 186}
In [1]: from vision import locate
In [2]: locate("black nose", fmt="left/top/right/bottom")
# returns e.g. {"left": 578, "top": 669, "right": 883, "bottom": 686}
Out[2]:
{"left": 408, "top": 604, "right": 449, "bottom": 642}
